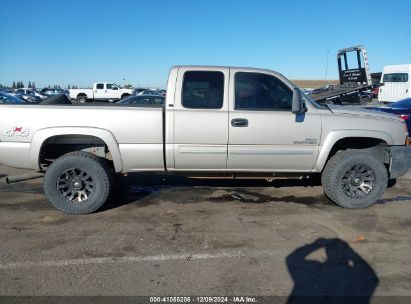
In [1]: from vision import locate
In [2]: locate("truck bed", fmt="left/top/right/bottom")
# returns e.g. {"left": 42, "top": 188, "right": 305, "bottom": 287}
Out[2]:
{"left": 0, "top": 104, "right": 165, "bottom": 172}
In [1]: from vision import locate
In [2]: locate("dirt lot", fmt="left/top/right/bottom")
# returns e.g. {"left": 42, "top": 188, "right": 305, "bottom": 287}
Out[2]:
{"left": 291, "top": 79, "right": 339, "bottom": 88}
{"left": 0, "top": 165, "right": 410, "bottom": 298}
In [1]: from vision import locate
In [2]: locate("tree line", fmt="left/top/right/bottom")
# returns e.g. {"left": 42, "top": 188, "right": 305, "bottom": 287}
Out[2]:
{"left": 0, "top": 81, "right": 36, "bottom": 89}
{"left": 0, "top": 82, "right": 80, "bottom": 90}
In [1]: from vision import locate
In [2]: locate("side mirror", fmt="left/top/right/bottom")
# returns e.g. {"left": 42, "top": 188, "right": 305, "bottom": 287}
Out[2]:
{"left": 292, "top": 88, "right": 306, "bottom": 114}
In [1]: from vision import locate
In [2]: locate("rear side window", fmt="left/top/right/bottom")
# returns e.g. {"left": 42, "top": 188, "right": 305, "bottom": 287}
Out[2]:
{"left": 383, "top": 73, "right": 409, "bottom": 82}
{"left": 182, "top": 71, "right": 224, "bottom": 109}
{"left": 96, "top": 83, "right": 104, "bottom": 89}
{"left": 235, "top": 72, "right": 293, "bottom": 110}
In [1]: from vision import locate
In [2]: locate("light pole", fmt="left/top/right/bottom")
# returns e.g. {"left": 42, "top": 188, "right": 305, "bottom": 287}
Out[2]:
{"left": 123, "top": 78, "right": 126, "bottom": 88}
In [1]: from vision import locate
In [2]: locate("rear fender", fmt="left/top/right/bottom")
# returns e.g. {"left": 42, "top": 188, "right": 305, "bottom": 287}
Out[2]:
{"left": 30, "top": 127, "right": 123, "bottom": 172}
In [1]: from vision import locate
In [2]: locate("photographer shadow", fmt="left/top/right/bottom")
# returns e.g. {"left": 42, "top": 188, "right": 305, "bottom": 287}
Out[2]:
{"left": 286, "top": 238, "right": 379, "bottom": 304}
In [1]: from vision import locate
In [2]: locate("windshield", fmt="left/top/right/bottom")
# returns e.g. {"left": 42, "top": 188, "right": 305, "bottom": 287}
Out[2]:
{"left": 383, "top": 73, "right": 409, "bottom": 82}
{"left": 0, "top": 92, "right": 24, "bottom": 104}
{"left": 117, "top": 96, "right": 164, "bottom": 106}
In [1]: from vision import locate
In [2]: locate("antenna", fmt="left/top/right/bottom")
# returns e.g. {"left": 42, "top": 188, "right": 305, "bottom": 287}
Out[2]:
{"left": 324, "top": 49, "right": 330, "bottom": 85}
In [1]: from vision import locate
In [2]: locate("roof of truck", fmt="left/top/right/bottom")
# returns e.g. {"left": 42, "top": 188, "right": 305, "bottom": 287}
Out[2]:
{"left": 383, "top": 64, "right": 411, "bottom": 73}
{"left": 171, "top": 65, "right": 295, "bottom": 88}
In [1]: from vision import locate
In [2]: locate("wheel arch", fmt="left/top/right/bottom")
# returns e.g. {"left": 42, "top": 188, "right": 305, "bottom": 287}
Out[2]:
{"left": 314, "top": 130, "right": 392, "bottom": 172}
{"left": 30, "top": 127, "right": 123, "bottom": 173}
{"left": 76, "top": 93, "right": 88, "bottom": 99}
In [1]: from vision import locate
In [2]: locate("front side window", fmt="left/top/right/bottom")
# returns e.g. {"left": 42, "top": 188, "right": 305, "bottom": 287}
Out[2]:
{"left": 96, "top": 83, "right": 104, "bottom": 89}
{"left": 106, "top": 84, "right": 113, "bottom": 90}
{"left": 383, "top": 73, "right": 409, "bottom": 83}
{"left": 182, "top": 71, "right": 224, "bottom": 109}
{"left": 235, "top": 72, "right": 293, "bottom": 110}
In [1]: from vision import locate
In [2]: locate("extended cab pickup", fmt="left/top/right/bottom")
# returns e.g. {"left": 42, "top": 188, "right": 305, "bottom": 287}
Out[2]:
{"left": 69, "top": 82, "right": 134, "bottom": 103}
{"left": 1, "top": 66, "right": 411, "bottom": 214}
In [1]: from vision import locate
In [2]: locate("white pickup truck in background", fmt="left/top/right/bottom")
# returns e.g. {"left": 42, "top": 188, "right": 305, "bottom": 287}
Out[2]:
{"left": 69, "top": 82, "right": 134, "bottom": 103}
{"left": 378, "top": 64, "right": 411, "bottom": 103}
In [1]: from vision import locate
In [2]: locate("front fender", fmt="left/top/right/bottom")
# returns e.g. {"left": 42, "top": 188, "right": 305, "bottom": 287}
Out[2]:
{"left": 313, "top": 130, "right": 393, "bottom": 172}
{"left": 30, "top": 127, "right": 123, "bottom": 172}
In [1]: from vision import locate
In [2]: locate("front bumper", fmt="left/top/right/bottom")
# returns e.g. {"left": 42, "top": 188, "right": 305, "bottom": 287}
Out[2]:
{"left": 388, "top": 145, "right": 411, "bottom": 178}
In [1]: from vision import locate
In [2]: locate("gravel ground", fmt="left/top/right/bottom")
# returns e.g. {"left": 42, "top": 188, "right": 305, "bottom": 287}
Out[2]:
{"left": 0, "top": 165, "right": 410, "bottom": 299}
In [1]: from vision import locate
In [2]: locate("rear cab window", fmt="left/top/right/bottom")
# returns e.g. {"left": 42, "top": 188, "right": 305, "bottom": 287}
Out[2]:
{"left": 182, "top": 71, "right": 224, "bottom": 109}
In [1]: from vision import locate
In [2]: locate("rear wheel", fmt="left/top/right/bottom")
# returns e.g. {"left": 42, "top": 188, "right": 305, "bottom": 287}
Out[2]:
{"left": 321, "top": 149, "right": 387, "bottom": 208}
{"left": 121, "top": 94, "right": 130, "bottom": 100}
{"left": 44, "top": 152, "right": 113, "bottom": 214}
{"left": 76, "top": 95, "right": 87, "bottom": 103}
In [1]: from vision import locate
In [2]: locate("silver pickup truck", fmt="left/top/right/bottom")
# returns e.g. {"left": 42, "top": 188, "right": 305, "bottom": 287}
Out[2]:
{"left": 1, "top": 66, "right": 411, "bottom": 214}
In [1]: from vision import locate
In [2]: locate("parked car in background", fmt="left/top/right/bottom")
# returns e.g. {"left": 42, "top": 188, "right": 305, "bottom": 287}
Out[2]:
{"left": 0, "top": 89, "right": 14, "bottom": 94}
{"left": 40, "top": 88, "right": 70, "bottom": 98}
{"left": 134, "top": 88, "right": 150, "bottom": 95}
{"left": 378, "top": 64, "right": 411, "bottom": 103}
{"left": 69, "top": 83, "right": 134, "bottom": 103}
{"left": 368, "top": 98, "right": 411, "bottom": 133}
{"left": 137, "top": 89, "right": 162, "bottom": 96}
{"left": 0, "top": 91, "right": 25, "bottom": 104}
{"left": 14, "top": 88, "right": 44, "bottom": 103}
{"left": 117, "top": 95, "right": 165, "bottom": 106}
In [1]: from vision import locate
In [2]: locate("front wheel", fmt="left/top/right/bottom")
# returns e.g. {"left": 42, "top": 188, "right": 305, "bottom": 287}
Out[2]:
{"left": 43, "top": 152, "right": 113, "bottom": 214}
{"left": 321, "top": 149, "right": 387, "bottom": 209}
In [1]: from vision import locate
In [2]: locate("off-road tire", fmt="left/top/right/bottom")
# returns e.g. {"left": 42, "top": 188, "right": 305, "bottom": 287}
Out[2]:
{"left": 121, "top": 94, "right": 130, "bottom": 100}
{"left": 76, "top": 95, "right": 87, "bottom": 103}
{"left": 321, "top": 149, "right": 387, "bottom": 209}
{"left": 44, "top": 152, "right": 113, "bottom": 214}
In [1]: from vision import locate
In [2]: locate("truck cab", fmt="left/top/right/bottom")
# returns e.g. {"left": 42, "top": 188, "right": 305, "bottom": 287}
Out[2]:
{"left": 166, "top": 66, "right": 321, "bottom": 172}
{"left": 94, "top": 83, "right": 122, "bottom": 100}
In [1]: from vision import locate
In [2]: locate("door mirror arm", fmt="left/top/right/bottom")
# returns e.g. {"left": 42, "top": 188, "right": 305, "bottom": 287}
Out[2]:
{"left": 291, "top": 88, "right": 307, "bottom": 114}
